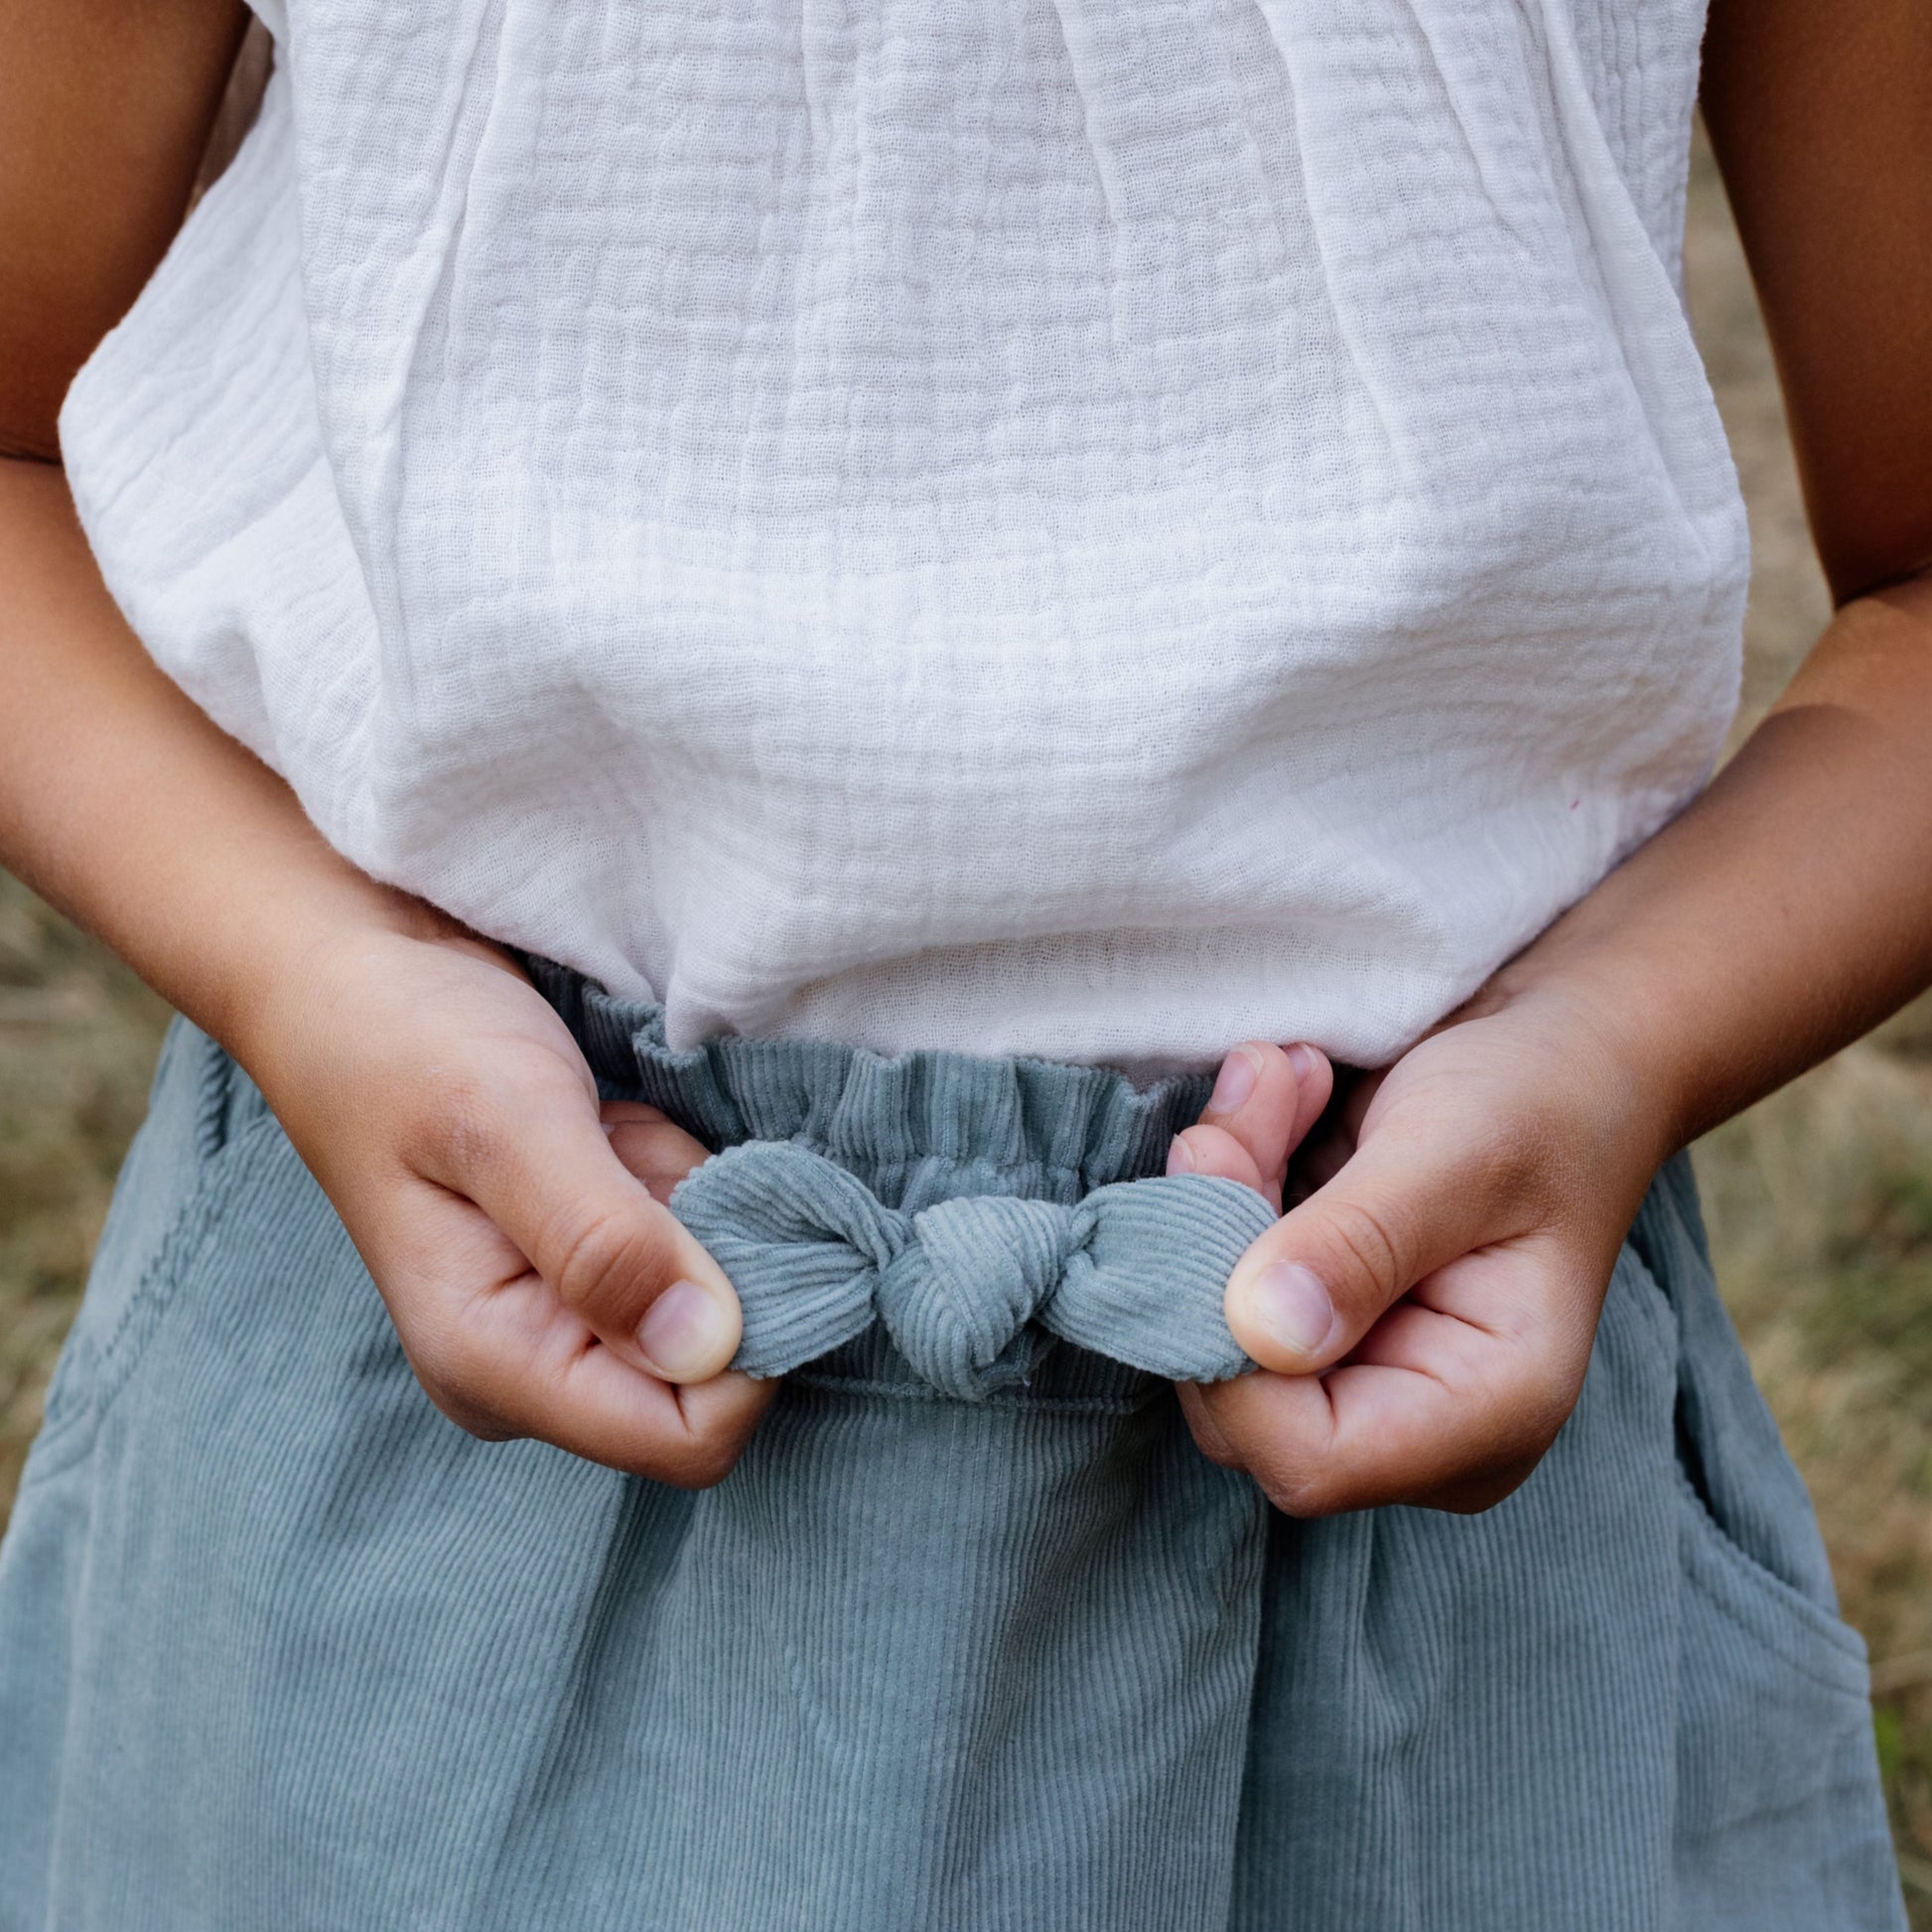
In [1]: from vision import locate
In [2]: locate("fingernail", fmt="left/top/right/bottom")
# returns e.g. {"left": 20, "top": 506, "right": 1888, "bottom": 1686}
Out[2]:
{"left": 1243, "top": 1262, "right": 1335, "bottom": 1359}
{"left": 637, "top": 1280, "right": 733, "bottom": 1380}
{"left": 1286, "top": 1042, "right": 1319, "bottom": 1083}
{"left": 1208, "top": 1045, "right": 1261, "bottom": 1116}
{"left": 1167, "top": 1135, "right": 1196, "bottom": 1175}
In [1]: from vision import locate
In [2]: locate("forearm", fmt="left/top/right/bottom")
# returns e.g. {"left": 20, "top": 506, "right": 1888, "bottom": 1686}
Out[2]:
{"left": 0, "top": 456, "right": 444, "bottom": 1058}
{"left": 1491, "top": 570, "right": 1932, "bottom": 1156}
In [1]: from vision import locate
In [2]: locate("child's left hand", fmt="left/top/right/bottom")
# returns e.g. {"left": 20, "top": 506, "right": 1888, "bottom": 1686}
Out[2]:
{"left": 1171, "top": 991, "right": 1670, "bottom": 1516}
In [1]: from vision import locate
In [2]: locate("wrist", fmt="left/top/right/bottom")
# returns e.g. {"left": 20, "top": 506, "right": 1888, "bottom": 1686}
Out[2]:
{"left": 207, "top": 855, "right": 487, "bottom": 1093}
{"left": 1464, "top": 944, "right": 1691, "bottom": 1183}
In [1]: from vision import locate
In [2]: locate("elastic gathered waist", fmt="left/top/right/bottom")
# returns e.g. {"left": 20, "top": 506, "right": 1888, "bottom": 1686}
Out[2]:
{"left": 526, "top": 957, "right": 1216, "bottom": 1203}
{"left": 526, "top": 959, "right": 1268, "bottom": 1401}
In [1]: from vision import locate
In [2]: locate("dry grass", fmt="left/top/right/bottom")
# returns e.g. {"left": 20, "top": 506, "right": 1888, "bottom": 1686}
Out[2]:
{"left": 0, "top": 123, "right": 1926, "bottom": 1914}
{"left": 1683, "top": 122, "right": 1932, "bottom": 1914}
{"left": 0, "top": 882, "right": 169, "bottom": 1511}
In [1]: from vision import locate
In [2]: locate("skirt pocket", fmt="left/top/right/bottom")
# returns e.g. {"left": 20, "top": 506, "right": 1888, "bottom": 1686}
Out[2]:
{"left": 22, "top": 1021, "right": 276, "bottom": 1485}
{"left": 1669, "top": 1470, "right": 1902, "bottom": 1931}
{"left": 1624, "top": 1158, "right": 1902, "bottom": 1929}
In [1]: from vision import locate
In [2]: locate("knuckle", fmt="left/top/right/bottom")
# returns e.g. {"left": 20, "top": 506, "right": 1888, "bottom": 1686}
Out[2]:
{"left": 1180, "top": 1403, "right": 1244, "bottom": 1471}
{"left": 390, "top": 1308, "right": 461, "bottom": 1394}
{"left": 1256, "top": 1463, "right": 1343, "bottom": 1519}
{"left": 404, "top": 1335, "right": 519, "bottom": 1443}
{"left": 649, "top": 1425, "right": 749, "bottom": 1491}
{"left": 388, "top": 1296, "right": 532, "bottom": 1447}
{"left": 674, "top": 1438, "right": 745, "bottom": 1491}
{"left": 1246, "top": 1440, "right": 1341, "bottom": 1518}
{"left": 1489, "top": 1336, "right": 1587, "bottom": 1451}
{"left": 550, "top": 1204, "right": 677, "bottom": 1321}
{"left": 409, "top": 1068, "right": 505, "bottom": 1173}
{"left": 1516, "top": 1376, "right": 1582, "bottom": 1457}
{"left": 1459, "top": 1110, "right": 1533, "bottom": 1196}
{"left": 1185, "top": 1420, "right": 1244, "bottom": 1472}
{"left": 1321, "top": 1195, "right": 1410, "bottom": 1308}
{"left": 436, "top": 1398, "right": 519, "bottom": 1445}
{"left": 1493, "top": 1115, "right": 1573, "bottom": 1218}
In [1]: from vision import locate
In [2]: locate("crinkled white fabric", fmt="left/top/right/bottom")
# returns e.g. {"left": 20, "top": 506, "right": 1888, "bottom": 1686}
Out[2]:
{"left": 61, "top": 0, "right": 1746, "bottom": 1070}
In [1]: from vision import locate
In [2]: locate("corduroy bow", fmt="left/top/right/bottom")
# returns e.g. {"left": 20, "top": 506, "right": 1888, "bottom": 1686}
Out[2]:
{"left": 671, "top": 1140, "right": 1278, "bottom": 1399}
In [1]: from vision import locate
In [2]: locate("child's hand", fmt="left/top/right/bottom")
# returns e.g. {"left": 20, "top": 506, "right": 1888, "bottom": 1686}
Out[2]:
{"left": 1166, "top": 1038, "right": 1336, "bottom": 1214}
{"left": 1173, "top": 994, "right": 1667, "bottom": 1516}
{"left": 242, "top": 919, "right": 773, "bottom": 1486}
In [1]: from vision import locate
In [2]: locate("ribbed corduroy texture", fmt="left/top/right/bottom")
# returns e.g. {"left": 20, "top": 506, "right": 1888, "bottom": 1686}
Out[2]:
{"left": 678, "top": 1142, "right": 1274, "bottom": 1394}
{"left": 0, "top": 992, "right": 1905, "bottom": 1931}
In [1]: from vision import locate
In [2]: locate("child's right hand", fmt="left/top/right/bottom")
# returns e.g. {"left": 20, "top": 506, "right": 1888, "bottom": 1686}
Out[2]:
{"left": 238, "top": 914, "right": 773, "bottom": 1486}
{"left": 0, "top": 454, "right": 770, "bottom": 1489}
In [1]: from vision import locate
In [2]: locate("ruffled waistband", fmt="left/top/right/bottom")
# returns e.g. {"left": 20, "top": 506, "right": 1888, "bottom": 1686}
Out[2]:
{"left": 526, "top": 957, "right": 1215, "bottom": 1205}
{"left": 526, "top": 959, "right": 1266, "bottom": 1402}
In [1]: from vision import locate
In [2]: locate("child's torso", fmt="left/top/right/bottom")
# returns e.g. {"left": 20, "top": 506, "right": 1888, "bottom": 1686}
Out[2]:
{"left": 63, "top": 0, "right": 1746, "bottom": 1068}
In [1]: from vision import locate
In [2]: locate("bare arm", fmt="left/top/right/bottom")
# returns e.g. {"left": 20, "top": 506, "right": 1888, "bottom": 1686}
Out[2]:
{"left": 0, "top": 5, "right": 768, "bottom": 1481}
{"left": 1182, "top": 0, "right": 1932, "bottom": 1513}
{"left": 0, "top": 0, "right": 248, "bottom": 460}
{"left": 1541, "top": 0, "right": 1932, "bottom": 1141}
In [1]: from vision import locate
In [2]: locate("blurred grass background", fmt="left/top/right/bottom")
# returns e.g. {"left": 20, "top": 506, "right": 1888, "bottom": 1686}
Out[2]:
{"left": 1679, "top": 126, "right": 1932, "bottom": 1913}
{"left": 0, "top": 124, "right": 1927, "bottom": 1913}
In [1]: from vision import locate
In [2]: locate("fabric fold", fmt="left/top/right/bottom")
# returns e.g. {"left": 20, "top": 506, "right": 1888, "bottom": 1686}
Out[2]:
{"left": 672, "top": 1140, "right": 1276, "bottom": 1398}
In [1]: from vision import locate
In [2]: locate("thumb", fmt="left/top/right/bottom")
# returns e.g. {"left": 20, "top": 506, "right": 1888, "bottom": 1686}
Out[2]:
{"left": 420, "top": 1072, "right": 743, "bottom": 1384}
{"left": 1222, "top": 1119, "right": 1509, "bottom": 1373}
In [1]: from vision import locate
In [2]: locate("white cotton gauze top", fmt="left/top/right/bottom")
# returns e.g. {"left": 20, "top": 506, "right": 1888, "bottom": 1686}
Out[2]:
{"left": 62, "top": 0, "right": 1746, "bottom": 1073}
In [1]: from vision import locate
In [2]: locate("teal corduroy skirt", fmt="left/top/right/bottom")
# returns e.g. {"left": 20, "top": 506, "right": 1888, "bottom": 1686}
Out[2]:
{"left": 0, "top": 970, "right": 1904, "bottom": 1930}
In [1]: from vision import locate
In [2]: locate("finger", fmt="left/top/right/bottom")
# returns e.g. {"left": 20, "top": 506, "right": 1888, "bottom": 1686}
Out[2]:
{"left": 1221, "top": 1118, "right": 1525, "bottom": 1373}
{"left": 1168, "top": 1123, "right": 1268, "bottom": 1194}
{"left": 447, "top": 1296, "right": 776, "bottom": 1484}
{"left": 1175, "top": 1381, "right": 1246, "bottom": 1470}
{"left": 602, "top": 1101, "right": 713, "bottom": 1205}
{"left": 1199, "top": 1041, "right": 1325, "bottom": 1187}
{"left": 1282, "top": 1044, "right": 1336, "bottom": 1151}
{"left": 414, "top": 1073, "right": 743, "bottom": 1383}
{"left": 1172, "top": 1042, "right": 1332, "bottom": 1210}
{"left": 367, "top": 1176, "right": 777, "bottom": 1482}
{"left": 1196, "top": 1245, "right": 1589, "bottom": 1514}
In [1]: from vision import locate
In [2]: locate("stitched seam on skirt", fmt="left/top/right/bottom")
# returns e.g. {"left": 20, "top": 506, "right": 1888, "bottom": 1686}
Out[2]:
{"left": 193, "top": 1030, "right": 236, "bottom": 1163}
{"left": 785, "top": 1370, "right": 1157, "bottom": 1416}
{"left": 1673, "top": 1467, "right": 1871, "bottom": 1687}
{"left": 22, "top": 1114, "right": 283, "bottom": 1480}
{"left": 1617, "top": 1234, "right": 1861, "bottom": 1665}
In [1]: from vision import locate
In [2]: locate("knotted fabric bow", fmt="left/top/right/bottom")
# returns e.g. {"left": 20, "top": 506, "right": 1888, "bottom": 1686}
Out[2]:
{"left": 670, "top": 1141, "right": 1279, "bottom": 1399}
